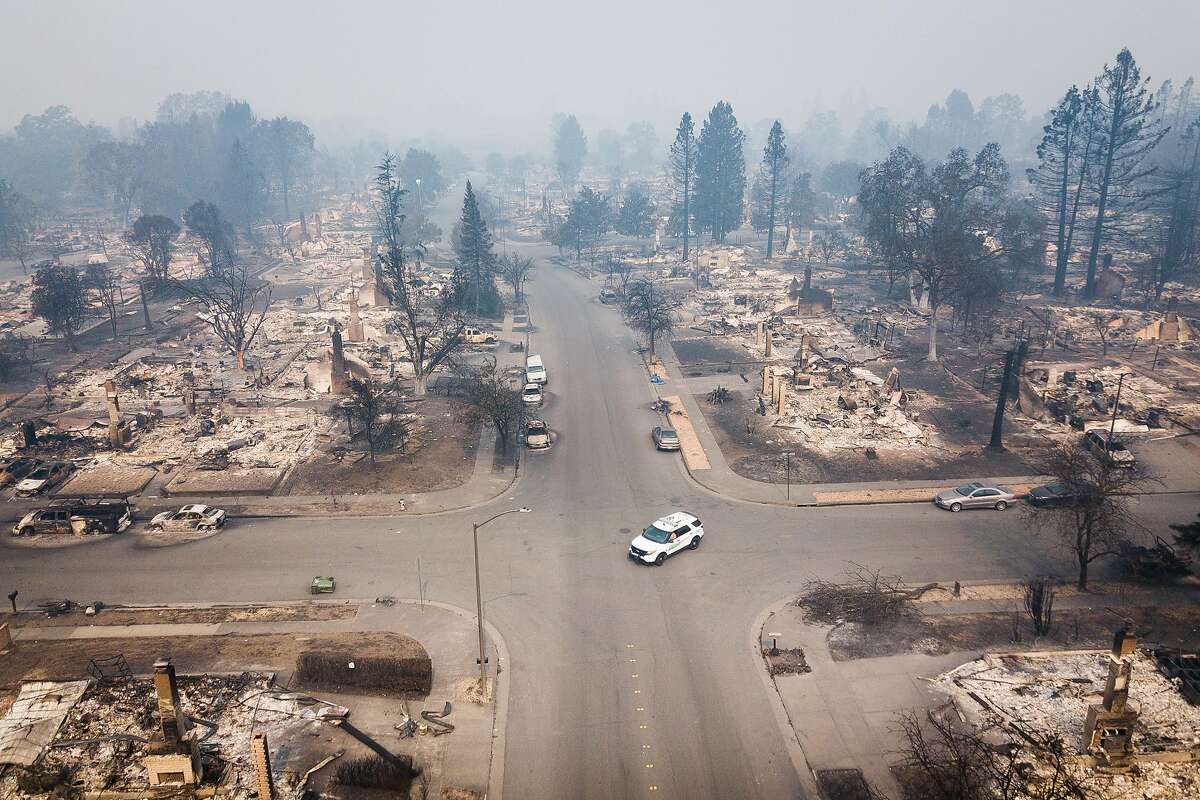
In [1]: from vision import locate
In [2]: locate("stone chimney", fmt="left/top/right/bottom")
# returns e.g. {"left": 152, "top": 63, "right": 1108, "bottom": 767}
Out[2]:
{"left": 347, "top": 292, "right": 365, "bottom": 343}
{"left": 153, "top": 659, "right": 189, "bottom": 744}
{"left": 330, "top": 329, "right": 348, "bottom": 395}
{"left": 251, "top": 733, "right": 275, "bottom": 800}
{"left": 105, "top": 380, "right": 125, "bottom": 449}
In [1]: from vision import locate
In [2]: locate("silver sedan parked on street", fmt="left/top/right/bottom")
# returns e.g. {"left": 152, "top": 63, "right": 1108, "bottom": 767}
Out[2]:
{"left": 933, "top": 482, "right": 1015, "bottom": 512}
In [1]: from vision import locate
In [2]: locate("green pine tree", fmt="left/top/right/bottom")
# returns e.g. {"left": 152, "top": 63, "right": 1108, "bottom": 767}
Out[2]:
{"left": 455, "top": 181, "right": 498, "bottom": 317}
{"left": 694, "top": 101, "right": 746, "bottom": 243}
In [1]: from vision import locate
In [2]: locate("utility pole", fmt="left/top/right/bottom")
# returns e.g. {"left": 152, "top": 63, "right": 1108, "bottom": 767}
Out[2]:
{"left": 988, "top": 349, "right": 1016, "bottom": 450}
{"left": 471, "top": 508, "right": 531, "bottom": 685}
{"left": 988, "top": 340, "right": 1027, "bottom": 450}
{"left": 1108, "top": 373, "right": 1130, "bottom": 447}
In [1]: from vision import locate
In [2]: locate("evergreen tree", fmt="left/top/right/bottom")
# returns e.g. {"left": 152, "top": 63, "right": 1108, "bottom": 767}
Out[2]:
{"left": 553, "top": 115, "right": 587, "bottom": 201}
{"left": 565, "top": 186, "right": 611, "bottom": 262}
{"left": 454, "top": 181, "right": 498, "bottom": 317}
{"left": 1081, "top": 49, "right": 1168, "bottom": 297}
{"left": 669, "top": 113, "right": 698, "bottom": 261}
{"left": 1150, "top": 117, "right": 1200, "bottom": 298}
{"left": 615, "top": 185, "right": 657, "bottom": 238}
{"left": 784, "top": 171, "right": 816, "bottom": 254}
{"left": 1028, "top": 86, "right": 1096, "bottom": 296}
{"left": 694, "top": 101, "right": 746, "bottom": 242}
{"left": 221, "top": 138, "right": 265, "bottom": 237}
{"left": 758, "top": 121, "right": 788, "bottom": 259}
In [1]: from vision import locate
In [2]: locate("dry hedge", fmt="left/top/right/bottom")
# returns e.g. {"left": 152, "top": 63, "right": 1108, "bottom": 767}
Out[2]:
{"left": 296, "top": 651, "right": 432, "bottom": 695}
{"left": 335, "top": 755, "right": 421, "bottom": 791}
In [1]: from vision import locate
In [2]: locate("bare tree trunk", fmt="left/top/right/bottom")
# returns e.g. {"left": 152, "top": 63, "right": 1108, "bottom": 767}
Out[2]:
{"left": 766, "top": 158, "right": 778, "bottom": 260}
{"left": 682, "top": 167, "right": 691, "bottom": 263}
{"left": 927, "top": 305, "right": 939, "bottom": 361}
{"left": 236, "top": 349, "right": 246, "bottom": 370}
{"left": 415, "top": 373, "right": 428, "bottom": 397}
{"left": 140, "top": 283, "right": 152, "bottom": 331}
{"left": 1084, "top": 99, "right": 1123, "bottom": 297}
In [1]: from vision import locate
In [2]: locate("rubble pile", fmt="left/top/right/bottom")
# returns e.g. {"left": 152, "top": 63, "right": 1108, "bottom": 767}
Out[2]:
{"left": 937, "top": 651, "right": 1200, "bottom": 798}
{"left": 939, "top": 651, "right": 1200, "bottom": 752}
{"left": 1022, "top": 363, "right": 1200, "bottom": 431}
{"left": 0, "top": 674, "right": 345, "bottom": 800}
{"left": 773, "top": 366, "right": 932, "bottom": 452}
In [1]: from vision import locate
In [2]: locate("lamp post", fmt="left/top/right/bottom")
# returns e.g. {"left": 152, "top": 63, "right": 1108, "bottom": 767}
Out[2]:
{"left": 414, "top": 178, "right": 422, "bottom": 214}
{"left": 782, "top": 451, "right": 794, "bottom": 500}
{"left": 472, "top": 507, "right": 531, "bottom": 684}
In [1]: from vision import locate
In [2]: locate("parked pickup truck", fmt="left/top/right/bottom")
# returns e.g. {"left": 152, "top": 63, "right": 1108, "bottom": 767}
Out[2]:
{"left": 463, "top": 326, "right": 497, "bottom": 345}
{"left": 13, "top": 499, "right": 134, "bottom": 536}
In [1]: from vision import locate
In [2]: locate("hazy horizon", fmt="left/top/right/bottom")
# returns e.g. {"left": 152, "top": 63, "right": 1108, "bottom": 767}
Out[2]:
{"left": 4, "top": 0, "right": 1198, "bottom": 153}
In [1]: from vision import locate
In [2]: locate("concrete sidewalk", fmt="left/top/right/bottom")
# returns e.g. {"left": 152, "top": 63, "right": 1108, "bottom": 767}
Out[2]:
{"left": 655, "top": 341, "right": 1200, "bottom": 508}
{"left": 2, "top": 423, "right": 519, "bottom": 524}
{"left": 755, "top": 581, "right": 1200, "bottom": 797}
{"left": 10, "top": 599, "right": 506, "bottom": 798}
{"left": 652, "top": 343, "right": 1045, "bottom": 507}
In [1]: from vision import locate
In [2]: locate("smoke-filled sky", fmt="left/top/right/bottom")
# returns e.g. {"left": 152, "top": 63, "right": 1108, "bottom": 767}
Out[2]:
{"left": 3, "top": 0, "right": 1197, "bottom": 151}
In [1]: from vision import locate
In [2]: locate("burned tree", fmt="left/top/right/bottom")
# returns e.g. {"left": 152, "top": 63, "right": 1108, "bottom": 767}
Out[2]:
{"left": 621, "top": 276, "right": 681, "bottom": 356}
{"left": 1091, "top": 312, "right": 1116, "bottom": 355}
{"left": 797, "top": 563, "right": 926, "bottom": 625}
{"left": 343, "top": 377, "right": 407, "bottom": 463}
{"left": 461, "top": 357, "right": 523, "bottom": 453}
{"left": 813, "top": 230, "right": 846, "bottom": 271}
{"left": 375, "top": 153, "right": 465, "bottom": 396}
{"left": 1028, "top": 86, "right": 1098, "bottom": 296}
{"left": 498, "top": 252, "right": 534, "bottom": 302}
{"left": 1022, "top": 578, "right": 1056, "bottom": 638}
{"left": 1025, "top": 440, "right": 1148, "bottom": 590}
{"left": 85, "top": 261, "right": 121, "bottom": 339}
{"left": 892, "top": 710, "right": 1080, "bottom": 800}
{"left": 31, "top": 263, "right": 88, "bottom": 351}
{"left": 1150, "top": 117, "right": 1200, "bottom": 298}
{"left": 0, "top": 179, "right": 36, "bottom": 272}
{"left": 177, "top": 262, "right": 271, "bottom": 370}
{"left": 860, "top": 145, "right": 1009, "bottom": 360}
{"left": 125, "top": 214, "right": 180, "bottom": 330}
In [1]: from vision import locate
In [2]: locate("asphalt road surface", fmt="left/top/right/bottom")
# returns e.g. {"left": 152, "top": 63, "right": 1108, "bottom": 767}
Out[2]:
{"left": 3, "top": 243, "right": 1197, "bottom": 799}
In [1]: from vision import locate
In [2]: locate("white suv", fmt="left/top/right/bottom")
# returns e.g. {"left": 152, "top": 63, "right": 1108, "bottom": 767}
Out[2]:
{"left": 629, "top": 511, "right": 704, "bottom": 566}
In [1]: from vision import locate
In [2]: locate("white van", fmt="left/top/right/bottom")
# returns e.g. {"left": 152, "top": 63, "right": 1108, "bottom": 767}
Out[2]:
{"left": 525, "top": 354, "right": 548, "bottom": 385}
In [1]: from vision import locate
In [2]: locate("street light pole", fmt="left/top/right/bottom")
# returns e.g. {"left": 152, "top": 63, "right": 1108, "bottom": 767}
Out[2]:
{"left": 471, "top": 507, "right": 531, "bottom": 685}
{"left": 782, "top": 451, "right": 794, "bottom": 500}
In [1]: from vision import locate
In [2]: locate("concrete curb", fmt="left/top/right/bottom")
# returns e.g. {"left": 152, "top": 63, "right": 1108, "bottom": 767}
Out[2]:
{"left": 750, "top": 596, "right": 823, "bottom": 800}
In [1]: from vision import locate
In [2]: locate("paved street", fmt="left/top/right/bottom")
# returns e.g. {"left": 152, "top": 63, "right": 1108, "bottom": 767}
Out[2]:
{"left": 2, "top": 246, "right": 1197, "bottom": 799}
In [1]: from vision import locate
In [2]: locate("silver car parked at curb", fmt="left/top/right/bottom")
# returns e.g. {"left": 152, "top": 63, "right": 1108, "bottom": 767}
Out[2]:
{"left": 933, "top": 482, "right": 1015, "bottom": 512}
